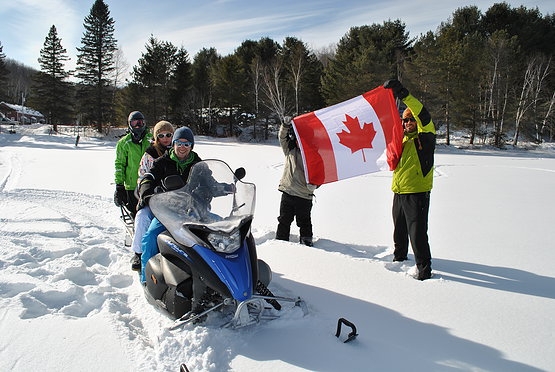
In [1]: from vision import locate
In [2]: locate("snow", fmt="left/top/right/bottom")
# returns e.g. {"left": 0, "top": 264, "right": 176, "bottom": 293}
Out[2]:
{"left": 1, "top": 124, "right": 554, "bottom": 372}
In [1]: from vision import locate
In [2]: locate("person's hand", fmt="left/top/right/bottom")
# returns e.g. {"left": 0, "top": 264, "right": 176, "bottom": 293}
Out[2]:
{"left": 137, "top": 196, "right": 148, "bottom": 210}
{"left": 384, "top": 79, "right": 409, "bottom": 100}
{"left": 114, "top": 184, "right": 127, "bottom": 206}
{"left": 224, "top": 183, "right": 236, "bottom": 194}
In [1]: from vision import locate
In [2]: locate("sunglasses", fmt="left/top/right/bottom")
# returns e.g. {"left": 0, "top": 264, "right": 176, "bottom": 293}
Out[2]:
{"left": 157, "top": 132, "right": 173, "bottom": 139}
{"left": 402, "top": 117, "right": 416, "bottom": 123}
{"left": 174, "top": 140, "right": 192, "bottom": 147}
{"left": 130, "top": 119, "right": 144, "bottom": 128}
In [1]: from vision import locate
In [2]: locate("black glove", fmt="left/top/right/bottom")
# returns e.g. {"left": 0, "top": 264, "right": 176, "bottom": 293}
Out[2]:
{"left": 137, "top": 197, "right": 147, "bottom": 210}
{"left": 224, "top": 183, "right": 236, "bottom": 194}
{"left": 384, "top": 79, "right": 409, "bottom": 100}
{"left": 114, "top": 184, "right": 128, "bottom": 206}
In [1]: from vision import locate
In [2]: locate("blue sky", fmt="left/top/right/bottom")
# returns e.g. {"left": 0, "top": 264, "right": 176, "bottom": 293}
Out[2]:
{"left": 2, "top": 0, "right": 554, "bottom": 75}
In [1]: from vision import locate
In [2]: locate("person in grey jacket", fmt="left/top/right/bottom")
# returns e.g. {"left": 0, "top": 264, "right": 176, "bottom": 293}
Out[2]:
{"left": 275, "top": 120, "right": 317, "bottom": 246}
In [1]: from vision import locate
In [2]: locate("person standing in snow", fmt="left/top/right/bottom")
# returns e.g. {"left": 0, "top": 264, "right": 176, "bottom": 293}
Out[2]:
{"left": 114, "top": 111, "right": 152, "bottom": 216}
{"left": 384, "top": 79, "right": 436, "bottom": 280}
{"left": 275, "top": 119, "right": 317, "bottom": 247}
{"left": 129, "top": 120, "right": 174, "bottom": 272}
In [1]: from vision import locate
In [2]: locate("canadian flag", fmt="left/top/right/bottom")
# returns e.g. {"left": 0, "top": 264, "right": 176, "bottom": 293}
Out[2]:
{"left": 292, "top": 86, "right": 403, "bottom": 185}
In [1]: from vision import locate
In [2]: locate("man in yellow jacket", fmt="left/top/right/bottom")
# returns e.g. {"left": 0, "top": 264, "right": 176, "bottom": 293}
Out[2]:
{"left": 384, "top": 79, "right": 435, "bottom": 280}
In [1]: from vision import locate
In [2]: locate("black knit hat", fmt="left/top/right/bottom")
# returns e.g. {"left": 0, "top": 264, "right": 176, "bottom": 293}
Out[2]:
{"left": 173, "top": 126, "right": 194, "bottom": 148}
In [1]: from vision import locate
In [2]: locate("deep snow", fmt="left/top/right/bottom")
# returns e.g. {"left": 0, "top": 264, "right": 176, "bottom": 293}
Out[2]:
{"left": 1, "top": 124, "right": 554, "bottom": 372}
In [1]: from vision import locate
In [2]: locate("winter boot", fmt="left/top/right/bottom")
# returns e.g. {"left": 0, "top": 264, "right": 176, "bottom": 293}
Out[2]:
{"left": 416, "top": 262, "right": 432, "bottom": 280}
{"left": 131, "top": 253, "right": 141, "bottom": 271}
{"left": 300, "top": 237, "right": 313, "bottom": 247}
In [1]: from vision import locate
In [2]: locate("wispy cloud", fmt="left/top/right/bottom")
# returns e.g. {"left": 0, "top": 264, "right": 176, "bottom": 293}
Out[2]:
{"left": 2, "top": 0, "right": 554, "bottom": 73}
{"left": 2, "top": 0, "right": 86, "bottom": 69}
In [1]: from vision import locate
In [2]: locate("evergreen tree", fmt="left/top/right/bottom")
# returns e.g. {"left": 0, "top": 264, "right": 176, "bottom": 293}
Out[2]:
{"left": 31, "top": 25, "right": 73, "bottom": 131}
{"left": 75, "top": 0, "right": 117, "bottom": 132}
{"left": 211, "top": 54, "right": 245, "bottom": 135}
{"left": 131, "top": 35, "right": 178, "bottom": 122}
{"left": 168, "top": 47, "right": 193, "bottom": 126}
{"left": 321, "top": 20, "right": 411, "bottom": 105}
{"left": 433, "top": 6, "right": 488, "bottom": 145}
{"left": 191, "top": 48, "right": 220, "bottom": 134}
{"left": 0, "top": 42, "right": 9, "bottom": 101}
{"left": 235, "top": 39, "right": 265, "bottom": 116}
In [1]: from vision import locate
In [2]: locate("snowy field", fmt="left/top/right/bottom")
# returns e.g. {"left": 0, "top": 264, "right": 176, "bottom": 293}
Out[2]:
{"left": 1, "top": 124, "right": 554, "bottom": 372}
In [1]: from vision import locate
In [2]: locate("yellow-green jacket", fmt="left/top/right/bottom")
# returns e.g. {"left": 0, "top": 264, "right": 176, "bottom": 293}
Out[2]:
{"left": 114, "top": 132, "right": 153, "bottom": 190}
{"left": 391, "top": 94, "right": 436, "bottom": 194}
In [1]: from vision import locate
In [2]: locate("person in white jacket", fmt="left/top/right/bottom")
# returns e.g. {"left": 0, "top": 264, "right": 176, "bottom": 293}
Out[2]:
{"left": 275, "top": 120, "right": 317, "bottom": 246}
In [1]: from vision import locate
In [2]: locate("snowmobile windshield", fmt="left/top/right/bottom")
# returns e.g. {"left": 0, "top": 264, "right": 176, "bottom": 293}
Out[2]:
{"left": 149, "top": 159, "right": 256, "bottom": 243}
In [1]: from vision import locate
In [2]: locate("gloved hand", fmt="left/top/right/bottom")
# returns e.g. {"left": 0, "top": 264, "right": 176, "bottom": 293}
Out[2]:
{"left": 137, "top": 197, "right": 148, "bottom": 210}
{"left": 224, "top": 183, "right": 236, "bottom": 194}
{"left": 114, "top": 184, "right": 127, "bottom": 206}
{"left": 384, "top": 79, "right": 409, "bottom": 100}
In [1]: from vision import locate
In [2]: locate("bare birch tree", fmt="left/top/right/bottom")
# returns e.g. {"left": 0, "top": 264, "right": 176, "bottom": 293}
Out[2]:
{"left": 261, "top": 57, "right": 288, "bottom": 123}
{"left": 513, "top": 55, "right": 550, "bottom": 146}
{"left": 484, "top": 31, "right": 514, "bottom": 147}
{"left": 539, "top": 90, "right": 555, "bottom": 141}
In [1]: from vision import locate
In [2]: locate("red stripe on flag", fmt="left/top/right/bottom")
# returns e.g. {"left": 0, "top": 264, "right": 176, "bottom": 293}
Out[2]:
{"left": 362, "top": 87, "right": 403, "bottom": 170}
{"left": 293, "top": 112, "right": 338, "bottom": 185}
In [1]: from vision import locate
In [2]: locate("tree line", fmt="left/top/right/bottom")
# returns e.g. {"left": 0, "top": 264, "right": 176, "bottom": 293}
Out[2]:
{"left": 0, "top": 1, "right": 553, "bottom": 146}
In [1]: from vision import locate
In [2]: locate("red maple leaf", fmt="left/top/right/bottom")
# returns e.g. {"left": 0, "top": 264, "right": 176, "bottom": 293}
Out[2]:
{"left": 337, "top": 114, "right": 377, "bottom": 162}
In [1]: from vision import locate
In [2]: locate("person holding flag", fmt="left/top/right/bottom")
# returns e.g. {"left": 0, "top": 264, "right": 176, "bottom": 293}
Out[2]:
{"left": 275, "top": 120, "right": 318, "bottom": 247}
{"left": 384, "top": 79, "right": 436, "bottom": 281}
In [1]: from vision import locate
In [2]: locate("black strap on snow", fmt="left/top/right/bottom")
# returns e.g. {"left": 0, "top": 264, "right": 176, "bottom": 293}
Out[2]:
{"left": 335, "top": 318, "right": 358, "bottom": 343}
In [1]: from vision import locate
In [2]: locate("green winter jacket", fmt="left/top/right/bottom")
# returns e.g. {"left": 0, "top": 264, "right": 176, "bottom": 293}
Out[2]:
{"left": 391, "top": 94, "right": 436, "bottom": 194}
{"left": 278, "top": 123, "right": 316, "bottom": 200}
{"left": 114, "top": 131, "right": 153, "bottom": 190}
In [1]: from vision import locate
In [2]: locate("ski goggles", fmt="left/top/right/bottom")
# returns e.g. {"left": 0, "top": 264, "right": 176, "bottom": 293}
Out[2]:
{"left": 130, "top": 119, "right": 145, "bottom": 128}
{"left": 157, "top": 132, "right": 173, "bottom": 139}
{"left": 174, "top": 140, "right": 192, "bottom": 147}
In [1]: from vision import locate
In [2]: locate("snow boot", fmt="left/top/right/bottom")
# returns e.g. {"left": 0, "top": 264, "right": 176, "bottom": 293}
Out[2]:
{"left": 300, "top": 237, "right": 313, "bottom": 247}
{"left": 131, "top": 253, "right": 141, "bottom": 271}
{"left": 416, "top": 262, "right": 432, "bottom": 280}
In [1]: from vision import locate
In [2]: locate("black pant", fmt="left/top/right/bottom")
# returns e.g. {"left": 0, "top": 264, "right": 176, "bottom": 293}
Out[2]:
{"left": 276, "top": 192, "right": 313, "bottom": 241}
{"left": 126, "top": 189, "right": 139, "bottom": 218}
{"left": 392, "top": 192, "right": 432, "bottom": 272}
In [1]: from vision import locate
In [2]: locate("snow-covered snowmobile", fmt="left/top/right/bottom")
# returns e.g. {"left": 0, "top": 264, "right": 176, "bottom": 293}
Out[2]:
{"left": 121, "top": 159, "right": 307, "bottom": 329}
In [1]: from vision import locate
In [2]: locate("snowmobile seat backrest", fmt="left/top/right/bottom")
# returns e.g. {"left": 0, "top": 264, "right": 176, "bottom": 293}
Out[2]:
{"left": 157, "top": 232, "right": 193, "bottom": 282}
{"left": 160, "top": 255, "right": 191, "bottom": 287}
{"left": 162, "top": 175, "right": 185, "bottom": 191}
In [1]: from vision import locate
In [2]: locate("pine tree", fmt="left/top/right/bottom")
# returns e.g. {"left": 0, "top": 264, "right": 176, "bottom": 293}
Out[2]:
{"left": 0, "top": 42, "right": 9, "bottom": 101}
{"left": 75, "top": 0, "right": 117, "bottom": 132}
{"left": 132, "top": 35, "right": 178, "bottom": 122}
{"left": 32, "top": 25, "right": 73, "bottom": 131}
{"left": 321, "top": 20, "right": 411, "bottom": 105}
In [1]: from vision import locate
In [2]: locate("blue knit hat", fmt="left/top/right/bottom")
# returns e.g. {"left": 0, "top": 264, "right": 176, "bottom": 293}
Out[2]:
{"left": 173, "top": 126, "right": 194, "bottom": 148}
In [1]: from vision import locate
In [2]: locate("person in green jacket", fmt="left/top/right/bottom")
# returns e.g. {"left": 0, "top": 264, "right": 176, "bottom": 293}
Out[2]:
{"left": 384, "top": 79, "right": 436, "bottom": 280}
{"left": 114, "top": 111, "right": 153, "bottom": 216}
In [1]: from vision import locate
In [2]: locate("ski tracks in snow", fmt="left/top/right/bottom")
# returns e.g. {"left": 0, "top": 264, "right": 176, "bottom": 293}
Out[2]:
{"left": 0, "top": 189, "right": 124, "bottom": 315}
{"left": 0, "top": 185, "right": 242, "bottom": 370}
{"left": 0, "top": 187, "right": 167, "bottom": 368}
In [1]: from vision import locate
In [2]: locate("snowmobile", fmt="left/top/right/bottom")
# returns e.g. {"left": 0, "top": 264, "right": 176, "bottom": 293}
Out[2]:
{"left": 120, "top": 159, "right": 307, "bottom": 329}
